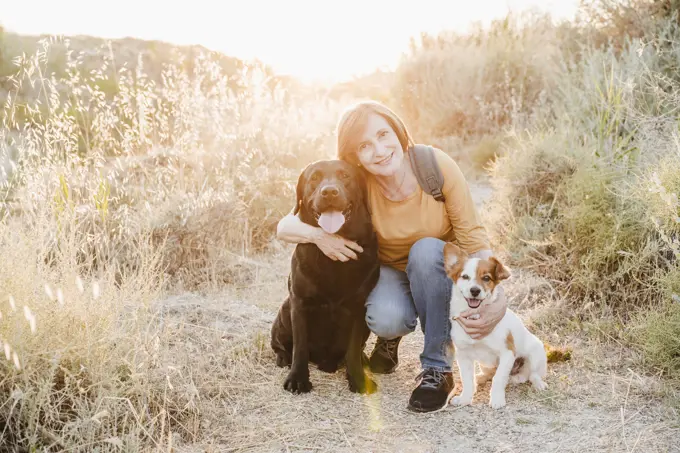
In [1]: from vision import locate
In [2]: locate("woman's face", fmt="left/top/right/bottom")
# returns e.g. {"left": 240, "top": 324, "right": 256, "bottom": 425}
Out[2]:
{"left": 355, "top": 113, "right": 405, "bottom": 177}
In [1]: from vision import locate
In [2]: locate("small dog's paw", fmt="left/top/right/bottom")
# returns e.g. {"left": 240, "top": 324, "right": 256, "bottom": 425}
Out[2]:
{"left": 509, "top": 374, "right": 528, "bottom": 385}
{"left": 284, "top": 371, "right": 312, "bottom": 394}
{"left": 451, "top": 395, "right": 472, "bottom": 406}
{"left": 532, "top": 378, "right": 548, "bottom": 391}
{"left": 489, "top": 394, "right": 506, "bottom": 409}
{"left": 348, "top": 376, "right": 378, "bottom": 394}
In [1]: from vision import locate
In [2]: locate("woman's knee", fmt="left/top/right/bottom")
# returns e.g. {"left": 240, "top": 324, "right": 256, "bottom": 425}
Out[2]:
{"left": 365, "top": 301, "right": 417, "bottom": 339}
{"left": 406, "top": 237, "right": 445, "bottom": 278}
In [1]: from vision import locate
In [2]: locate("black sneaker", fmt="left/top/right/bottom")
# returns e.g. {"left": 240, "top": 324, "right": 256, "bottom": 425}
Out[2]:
{"left": 369, "top": 337, "right": 401, "bottom": 374}
{"left": 407, "top": 369, "right": 455, "bottom": 413}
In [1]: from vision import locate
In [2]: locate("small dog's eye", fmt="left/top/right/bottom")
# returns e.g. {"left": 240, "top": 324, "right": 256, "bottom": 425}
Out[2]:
{"left": 461, "top": 274, "right": 469, "bottom": 280}
{"left": 482, "top": 276, "right": 491, "bottom": 282}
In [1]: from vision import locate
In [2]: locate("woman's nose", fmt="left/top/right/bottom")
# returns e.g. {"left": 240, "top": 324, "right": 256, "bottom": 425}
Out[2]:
{"left": 374, "top": 142, "right": 388, "bottom": 156}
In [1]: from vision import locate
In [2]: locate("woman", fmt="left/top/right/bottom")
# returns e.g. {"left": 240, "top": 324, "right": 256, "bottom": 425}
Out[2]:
{"left": 276, "top": 100, "right": 507, "bottom": 413}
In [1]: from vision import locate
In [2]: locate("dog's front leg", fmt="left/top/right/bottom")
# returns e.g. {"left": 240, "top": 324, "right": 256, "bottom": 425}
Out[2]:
{"left": 284, "top": 299, "right": 312, "bottom": 393}
{"left": 345, "top": 316, "right": 377, "bottom": 394}
{"left": 489, "top": 350, "right": 515, "bottom": 409}
{"left": 452, "top": 354, "right": 475, "bottom": 406}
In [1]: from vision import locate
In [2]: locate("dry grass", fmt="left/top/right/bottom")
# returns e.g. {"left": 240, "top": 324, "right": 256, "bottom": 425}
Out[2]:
{"left": 391, "top": 11, "right": 563, "bottom": 144}
{"left": 151, "top": 260, "right": 679, "bottom": 452}
{"left": 0, "top": 39, "right": 345, "bottom": 450}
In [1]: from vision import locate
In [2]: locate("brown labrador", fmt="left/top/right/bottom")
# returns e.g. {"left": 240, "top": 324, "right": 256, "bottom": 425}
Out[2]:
{"left": 270, "top": 159, "right": 380, "bottom": 394}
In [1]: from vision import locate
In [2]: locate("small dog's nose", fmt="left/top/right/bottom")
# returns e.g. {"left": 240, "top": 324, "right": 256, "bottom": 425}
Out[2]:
{"left": 320, "top": 185, "right": 339, "bottom": 198}
{"left": 470, "top": 287, "right": 481, "bottom": 298}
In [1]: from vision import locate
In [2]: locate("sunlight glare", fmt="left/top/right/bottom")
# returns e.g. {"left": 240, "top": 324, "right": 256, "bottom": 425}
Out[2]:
{"left": 2, "top": 0, "right": 578, "bottom": 83}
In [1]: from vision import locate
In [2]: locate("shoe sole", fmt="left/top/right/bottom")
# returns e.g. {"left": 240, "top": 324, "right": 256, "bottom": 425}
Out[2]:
{"left": 406, "top": 388, "right": 456, "bottom": 414}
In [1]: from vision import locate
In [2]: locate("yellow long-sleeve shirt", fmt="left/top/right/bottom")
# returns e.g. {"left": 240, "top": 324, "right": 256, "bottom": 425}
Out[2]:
{"left": 366, "top": 147, "right": 490, "bottom": 271}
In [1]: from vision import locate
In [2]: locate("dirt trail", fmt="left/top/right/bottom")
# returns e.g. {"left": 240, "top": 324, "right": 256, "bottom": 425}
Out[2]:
{"left": 159, "top": 182, "right": 678, "bottom": 453}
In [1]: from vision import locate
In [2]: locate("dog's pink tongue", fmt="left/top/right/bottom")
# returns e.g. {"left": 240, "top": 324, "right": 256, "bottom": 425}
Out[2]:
{"left": 318, "top": 211, "right": 345, "bottom": 234}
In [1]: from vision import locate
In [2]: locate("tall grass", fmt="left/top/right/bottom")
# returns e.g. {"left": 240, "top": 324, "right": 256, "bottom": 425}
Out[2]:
{"left": 0, "top": 38, "right": 343, "bottom": 450}
{"left": 483, "top": 17, "right": 680, "bottom": 377}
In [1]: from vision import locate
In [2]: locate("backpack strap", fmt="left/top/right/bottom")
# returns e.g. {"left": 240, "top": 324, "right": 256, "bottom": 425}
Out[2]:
{"left": 408, "top": 144, "right": 446, "bottom": 202}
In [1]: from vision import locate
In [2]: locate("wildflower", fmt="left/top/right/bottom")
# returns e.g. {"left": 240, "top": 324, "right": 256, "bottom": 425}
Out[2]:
{"left": 75, "top": 276, "right": 84, "bottom": 294}
{"left": 44, "top": 284, "right": 55, "bottom": 301}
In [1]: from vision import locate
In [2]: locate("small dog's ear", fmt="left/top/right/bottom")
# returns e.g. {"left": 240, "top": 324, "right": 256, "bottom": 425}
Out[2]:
{"left": 443, "top": 242, "right": 467, "bottom": 278}
{"left": 490, "top": 256, "right": 511, "bottom": 281}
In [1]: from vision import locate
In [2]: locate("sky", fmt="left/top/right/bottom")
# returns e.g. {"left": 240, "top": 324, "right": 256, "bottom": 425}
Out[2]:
{"left": 2, "top": 0, "right": 579, "bottom": 83}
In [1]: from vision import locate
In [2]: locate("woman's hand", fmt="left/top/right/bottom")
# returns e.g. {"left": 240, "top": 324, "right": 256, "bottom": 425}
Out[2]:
{"left": 276, "top": 211, "right": 363, "bottom": 261}
{"left": 313, "top": 230, "right": 363, "bottom": 262}
{"left": 456, "top": 286, "right": 507, "bottom": 339}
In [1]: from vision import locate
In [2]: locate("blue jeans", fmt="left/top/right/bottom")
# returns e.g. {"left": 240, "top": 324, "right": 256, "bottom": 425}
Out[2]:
{"left": 365, "top": 237, "right": 455, "bottom": 372}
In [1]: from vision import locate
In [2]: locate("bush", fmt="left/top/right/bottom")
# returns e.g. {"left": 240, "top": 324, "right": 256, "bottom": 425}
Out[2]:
{"left": 628, "top": 151, "right": 680, "bottom": 379}
{"left": 486, "top": 15, "right": 680, "bottom": 380}
{"left": 391, "top": 11, "right": 563, "bottom": 143}
{"left": 486, "top": 19, "right": 680, "bottom": 317}
{"left": 486, "top": 129, "right": 663, "bottom": 314}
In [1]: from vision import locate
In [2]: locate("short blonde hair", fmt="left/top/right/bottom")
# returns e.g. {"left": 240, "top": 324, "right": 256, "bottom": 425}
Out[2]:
{"left": 336, "top": 100, "right": 415, "bottom": 166}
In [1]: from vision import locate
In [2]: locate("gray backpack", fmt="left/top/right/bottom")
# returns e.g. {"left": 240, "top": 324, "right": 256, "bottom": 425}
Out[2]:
{"left": 408, "top": 144, "right": 445, "bottom": 202}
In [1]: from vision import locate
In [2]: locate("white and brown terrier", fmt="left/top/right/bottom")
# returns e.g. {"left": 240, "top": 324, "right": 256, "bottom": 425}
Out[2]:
{"left": 444, "top": 242, "right": 548, "bottom": 409}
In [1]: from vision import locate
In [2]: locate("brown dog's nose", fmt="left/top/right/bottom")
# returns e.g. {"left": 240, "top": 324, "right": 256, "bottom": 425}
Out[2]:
{"left": 470, "top": 287, "right": 481, "bottom": 298}
{"left": 320, "top": 185, "right": 339, "bottom": 198}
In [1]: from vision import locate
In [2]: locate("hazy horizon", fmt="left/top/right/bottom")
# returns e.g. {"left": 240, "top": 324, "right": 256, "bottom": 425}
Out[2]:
{"left": 3, "top": 0, "right": 579, "bottom": 83}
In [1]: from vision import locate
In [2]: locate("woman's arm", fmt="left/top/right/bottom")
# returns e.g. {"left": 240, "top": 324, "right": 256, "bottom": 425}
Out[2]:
{"left": 432, "top": 148, "right": 492, "bottom": 255}
{"left": 276, "top": 211, "right": 364, "bottom": 262}
{"left": 431, "top": 149, "right": 506, "bottom": 338}
{"left": 276, "top": 211, "right": 324, "bottom": 245}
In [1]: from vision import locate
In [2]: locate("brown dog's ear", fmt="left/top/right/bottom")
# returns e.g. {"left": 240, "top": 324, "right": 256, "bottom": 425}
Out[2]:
{"left": 489, "top": 256, "right": 511, "bottom": 281}
{"left": 443, "top": 242, "right": 467, "bottom": 279}
{"left": 293, "top": 166, "right": 307, "bottom": 215}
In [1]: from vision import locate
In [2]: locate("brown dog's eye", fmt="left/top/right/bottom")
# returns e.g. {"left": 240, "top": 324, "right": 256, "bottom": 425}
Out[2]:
{"left": 310, "top": 173, "right": 320, "bottom": 181}
{"left": 338, "top": 170, "right": 349, "bottom": 179}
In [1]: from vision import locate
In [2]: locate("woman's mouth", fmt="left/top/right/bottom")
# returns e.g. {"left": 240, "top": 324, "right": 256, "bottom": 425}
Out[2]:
{"left": 375, "top": 152, "right": 393, "bottom": 166}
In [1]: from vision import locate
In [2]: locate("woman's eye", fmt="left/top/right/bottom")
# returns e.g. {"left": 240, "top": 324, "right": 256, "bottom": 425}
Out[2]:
{"left": 379, "top": 130, "right": 388, "bottom": 138}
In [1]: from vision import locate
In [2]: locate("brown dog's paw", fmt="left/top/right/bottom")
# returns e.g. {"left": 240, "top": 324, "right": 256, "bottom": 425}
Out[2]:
{"left": 348, "top": 375, "right": 378, "bottom": 395}
{"left": 275, "top": 352, "right": 291, "bottom": 368}
{"left": 284, "top": 371, "right": 312, "bottom": 394}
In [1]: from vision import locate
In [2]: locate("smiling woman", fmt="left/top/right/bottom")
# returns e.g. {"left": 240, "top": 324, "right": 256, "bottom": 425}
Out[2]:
{"left": 276, "top": 100, "right": 509, "bottom": 413}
